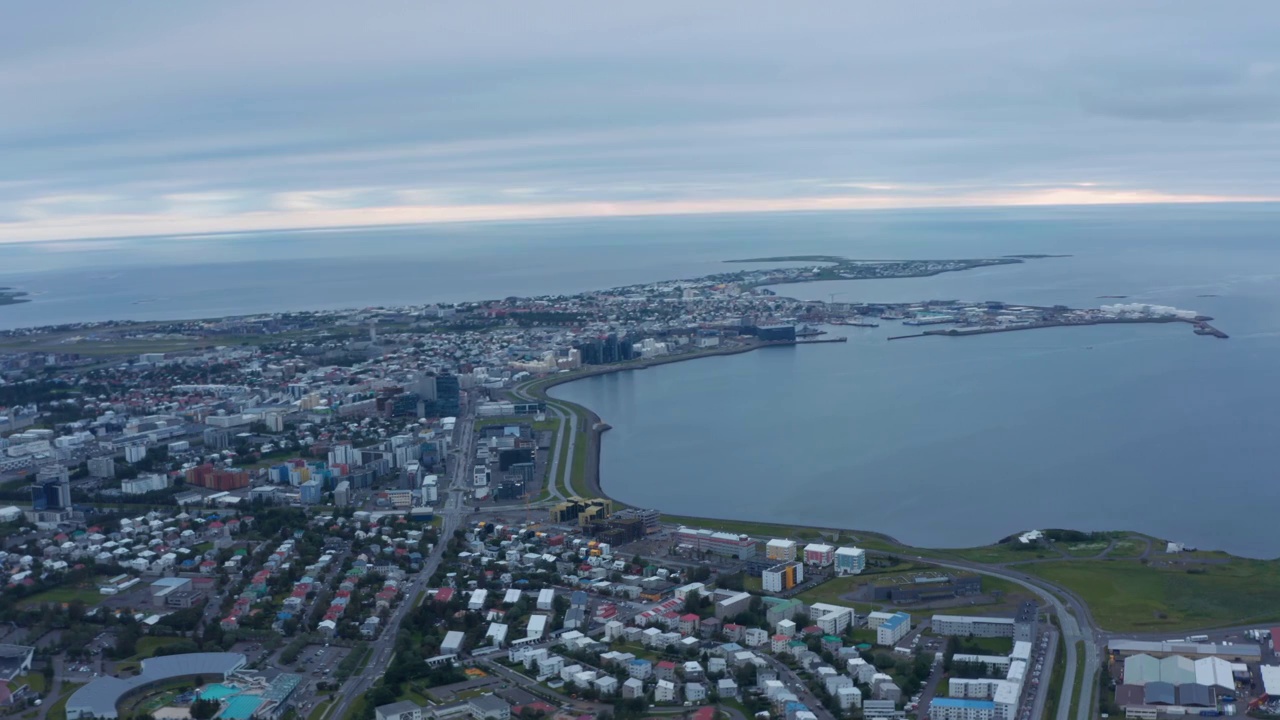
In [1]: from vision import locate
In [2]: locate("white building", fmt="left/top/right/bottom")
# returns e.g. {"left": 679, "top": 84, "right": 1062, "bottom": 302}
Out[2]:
{"left": 803, "top": 543, "right": 834, "bottom": 566}
{"left": 765, "top": 539, "right": 797, "bottom": 561}
{"left": 834, "top": 546, "right": 867, "bottom": 575}
{"left": 808, "top": 603, "right": 854, "bottom": 635}
{"left": 932, "top": 615, "right": 1016, "bottom": 638}
{"left": 876, "top": 612, "right": 911, "bottom": 646}
{"left": 655, "top": 679, "right": 677, "bottom": 703}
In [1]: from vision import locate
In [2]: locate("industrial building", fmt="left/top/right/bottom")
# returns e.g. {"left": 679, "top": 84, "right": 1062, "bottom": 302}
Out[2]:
{"left": 871, "top": 574, "right": 982, "bottom": 603}
{"left": 762, "top": 561, "right": 804, "bottom": 593}
{"left": 1108, "top": 639, "right": 1261, "bottom": 662}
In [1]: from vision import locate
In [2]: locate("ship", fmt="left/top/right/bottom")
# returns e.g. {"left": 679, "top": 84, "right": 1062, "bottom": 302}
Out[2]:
{"left": 795, "top": 325, "right": 827, "bottom": 337}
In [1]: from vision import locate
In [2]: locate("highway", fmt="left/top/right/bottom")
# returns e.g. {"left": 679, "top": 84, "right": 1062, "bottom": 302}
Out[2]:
{"left": 510, "top": 383, "right": 578, "bottom": 501}
{"left": 884, "top": 552, "right": 1100, "bottom": 720}
{"left": 329, "top": 397, "right": 474, "bottom": 720}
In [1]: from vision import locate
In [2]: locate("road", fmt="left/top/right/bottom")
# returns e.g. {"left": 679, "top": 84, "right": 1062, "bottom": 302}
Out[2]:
{"left": 329, "top": 397, "right": 474, "bottom": 720}
{"left": 889, "top": 552, "right": 1099, "bottom": 720}
{"left": 511, "top": 384, "right": 579, "bottom": 501}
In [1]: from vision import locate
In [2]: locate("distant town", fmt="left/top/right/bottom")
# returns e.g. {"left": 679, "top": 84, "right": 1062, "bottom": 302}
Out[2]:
{"left": 0, "top": 257, "right": 1259, "bottom": 720}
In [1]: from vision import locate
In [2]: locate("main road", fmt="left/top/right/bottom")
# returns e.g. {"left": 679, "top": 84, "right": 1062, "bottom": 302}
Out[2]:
{"left": 328, "top": 397, "right": 474, "bottom": 720}
{"left": 883, "top": 551, "right": 1100, "bottom": 720}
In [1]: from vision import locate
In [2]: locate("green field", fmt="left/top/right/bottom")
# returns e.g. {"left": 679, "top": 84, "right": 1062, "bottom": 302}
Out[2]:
{"left": 15, "top": 673, "right": 46, "bottom": 693}
{"left": 130, "top": 636, "right": 190, "bottom": 660}
{"left": 1025, "top": 558, "right": 1280, "bottom": 632}
{"left": 17, "top": 586, "right": 103, "bottom": 608}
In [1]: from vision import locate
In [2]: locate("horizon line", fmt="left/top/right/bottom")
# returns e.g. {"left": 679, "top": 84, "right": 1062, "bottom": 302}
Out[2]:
{"left": 3, "top": 188, "right": 1279, "bottom": 245}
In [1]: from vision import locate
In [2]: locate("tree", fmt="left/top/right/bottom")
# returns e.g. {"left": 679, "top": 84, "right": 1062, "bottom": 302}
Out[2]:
{"left": 190, "top": 698, "right": 220, "bottom": 720}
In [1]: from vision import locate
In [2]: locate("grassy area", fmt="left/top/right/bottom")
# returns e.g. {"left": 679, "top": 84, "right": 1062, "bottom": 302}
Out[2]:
{"left": 1106, "top": 540, "right": 1146, "bottom": 558}
{"left": 17, "top": 585, "right": 104, "bottom": 608}
{"left": 568, "top": 430, "right": 590, "bottom": 497}
{"left": 1042, "top": 635, "right": 1066, "bottom": 720}
{"left": 1025, "top": 558, "right": 1280, "bottom": 632}
{"left": 937, "top": 543, "right": 1054, "bottom": 564}
{"left": 130, "top": 636, "right": 190, "bottom": 660}
{"left": 1062, "top": 542, "right": 1110, "bottom": 558}
{"left": 46, "top": 682, "right": 84, "bottom": 720}
{"left": 948, "top": 635, "right": 1014, "bottom": 655}
{"left": 15, "top": 673, "right": 46, "bottom": 693}
{"left": 743, "top": 576, "right": 762, "bottom": 593}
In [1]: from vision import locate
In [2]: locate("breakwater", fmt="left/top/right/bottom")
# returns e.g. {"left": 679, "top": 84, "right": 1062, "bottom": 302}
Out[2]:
{"left": 887, "top": 316, "right": 1228, "bottom": 341}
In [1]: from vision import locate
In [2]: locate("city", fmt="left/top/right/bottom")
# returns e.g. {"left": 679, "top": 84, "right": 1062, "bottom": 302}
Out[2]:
{"left": 0, "top": 261, "right": 1268, "bottom": 720}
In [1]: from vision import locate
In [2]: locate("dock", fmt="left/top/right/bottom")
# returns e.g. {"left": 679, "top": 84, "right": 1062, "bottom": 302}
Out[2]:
{"left": 796, "top": 337, "right": 848, "bottom": 344}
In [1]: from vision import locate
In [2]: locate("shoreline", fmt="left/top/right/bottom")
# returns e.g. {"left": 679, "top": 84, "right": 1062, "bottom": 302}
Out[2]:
{"left": 519, "top": 337, "right": 1269, "bottom": 561}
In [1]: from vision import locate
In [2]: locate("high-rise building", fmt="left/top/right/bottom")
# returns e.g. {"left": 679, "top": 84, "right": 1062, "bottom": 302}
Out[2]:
{"left": 300, "top": 479, "right": 323, "bottom": 504}
{"left": 31, "top": 465, "right": 71, "bottom": 511}
{"left": 434, "top": 374, "right": 460, "bottom": 416}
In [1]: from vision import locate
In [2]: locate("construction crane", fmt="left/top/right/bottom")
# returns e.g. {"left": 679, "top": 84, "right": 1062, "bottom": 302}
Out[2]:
{"left": 828, "top": 292, "right": 845, "bottom": 304}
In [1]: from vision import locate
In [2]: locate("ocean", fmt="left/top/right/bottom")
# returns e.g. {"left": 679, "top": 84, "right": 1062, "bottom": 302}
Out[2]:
{"left": 5, "top": 204, "right": 1280, "bottom": 556}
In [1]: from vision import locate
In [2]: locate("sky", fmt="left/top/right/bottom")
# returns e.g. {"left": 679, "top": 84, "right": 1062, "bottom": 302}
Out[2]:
{"left": 2, "top": 1, "right": 1279, "bottom": 243}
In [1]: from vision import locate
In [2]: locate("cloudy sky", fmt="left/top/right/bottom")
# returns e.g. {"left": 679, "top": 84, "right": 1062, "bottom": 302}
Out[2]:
{"left": 2, "top": 2, "right": 1278, "bottom": 242}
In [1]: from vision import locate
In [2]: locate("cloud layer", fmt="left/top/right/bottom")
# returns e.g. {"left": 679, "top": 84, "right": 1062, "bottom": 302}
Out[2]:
{"left": 2, "top": 2, "right": 1278, "bottom": 242}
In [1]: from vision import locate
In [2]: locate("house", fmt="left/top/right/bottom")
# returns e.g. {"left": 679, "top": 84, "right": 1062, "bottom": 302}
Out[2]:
{"left": 698, "top": 617, "right": 722, "bottom": 637}
{"left": 685, "top": 682, "right": 706, "bottom": 703}
{"left": 655, "top": 660, "right": 677, "bottom": 681}
{"left": 594, "top": 676, "right": 618, "bottom": 696}
{"left": 655, "top": 679, "right": 678, "bottom": 703}
{"left": 622, "top": 678, "right": 646, "bottom": 699}
{"left": 744, "top": 628, "right": 769, "bottom": 647}
{"left": 627, "top": 658, "right": 652, "bottom": 680}
{"left": 377, "top": 702, "right": 423, "bottom": 720}
{"left": 718, "top": 678, "right": 739, "bottom": 699}
{"left": 836, "top": 686, "right": 862, "bottom": 710}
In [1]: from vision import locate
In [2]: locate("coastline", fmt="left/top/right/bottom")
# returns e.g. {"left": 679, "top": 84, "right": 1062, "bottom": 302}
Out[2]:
{"left": 517, "top": 337, "right": 1267, "bottom": 561}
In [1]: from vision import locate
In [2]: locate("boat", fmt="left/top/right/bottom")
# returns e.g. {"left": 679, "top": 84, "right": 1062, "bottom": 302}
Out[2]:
{"left": 795, "top": 325, "right": 827, "bottom": 337}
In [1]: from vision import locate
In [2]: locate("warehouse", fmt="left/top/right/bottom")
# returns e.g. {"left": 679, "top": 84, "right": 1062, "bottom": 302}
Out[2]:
{"left": 1109, "top": 639, "right": 1261, "bottom": 662}
{"left": 1122, "top": 654, "right": 1235, "bottom": 690}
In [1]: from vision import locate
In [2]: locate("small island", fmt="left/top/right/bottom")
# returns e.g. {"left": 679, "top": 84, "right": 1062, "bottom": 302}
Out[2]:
{"left": 0, "top": 287, "right": 29, "bottom": 307}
